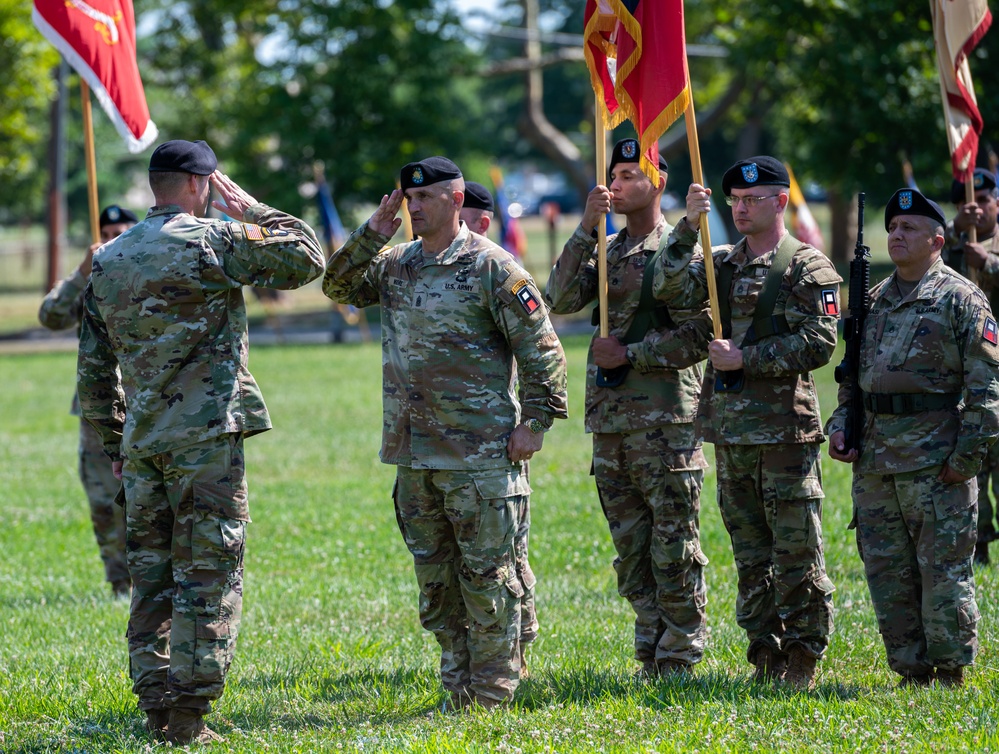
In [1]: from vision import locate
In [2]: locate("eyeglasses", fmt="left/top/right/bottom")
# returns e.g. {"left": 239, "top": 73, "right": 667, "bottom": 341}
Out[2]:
{"left": 725, "top": 194, "right": 781, "bottom": 208}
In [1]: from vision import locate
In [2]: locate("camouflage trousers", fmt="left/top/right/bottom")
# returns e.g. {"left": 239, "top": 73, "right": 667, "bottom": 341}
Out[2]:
{"left": 394, "top": 465, "right": 527, "bottom": 704}
{"left": 976, "top": 440, "right": 999, "bottom": 542}
{"left": 853, "top": 468, "right": 979, "bottom": 676}
{"left": 716, "top": 443, "right": 835, "bottom": 664}
{"left": 79, "top": 419, "right": 128, "bottom": 587}
{"left": 122, "top": 433, "right": 249, "bottom": 714}
{"left": 593, "top": 429, "right": 708, "bottom": 666}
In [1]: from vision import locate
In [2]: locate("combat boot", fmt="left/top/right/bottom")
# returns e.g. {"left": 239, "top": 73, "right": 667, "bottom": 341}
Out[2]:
{"left": 143, "top": 708, "right": 169, "bottom": 740}
{"left": 898, "top": 673, "right": 933, "bottom": 688}
{"left": 165, "top": 709, "right": 223, "bottom": 745}
{"left": 634, "top": 659, "right": 658, "bottom": 679}
{"left": 442, "top": 688, "right": 475, "bottom": 714}
{"left": 752, "top": 647, "right": 788, "bottom": 683}
{"left": 474, "top": 695, "right": 508, "bottom": 712}
{"left": 936, "top": 667, "right": 965, "bottom": 688}
{"left": 657, "top": 659, "right": 694, "bottom": 678}
{"left": 111, "top": 580, "right": 131, "bottom": 599}
{"left": 782, "top": 647, "right": 817, "bottom": 691}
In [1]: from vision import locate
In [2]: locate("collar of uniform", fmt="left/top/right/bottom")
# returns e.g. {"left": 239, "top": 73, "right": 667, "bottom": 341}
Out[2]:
{"left": 612, "top": 215, "right": 670, "bottom": 259}
{"left": 147, "top": 204, "right": 185, "bottom": 218}
{"left": 883, "top": 256, "right": 946, "bottom": 304}
{"left": 414, "top": 223, "right": 472, "bottom": 267}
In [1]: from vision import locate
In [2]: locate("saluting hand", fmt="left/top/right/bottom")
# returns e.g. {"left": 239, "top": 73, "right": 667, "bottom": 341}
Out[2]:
{"left": 210, "top": 171, "right": 258, "bottom": 221}
{"left": 368, "top": 189, "right": 405, "bottom": 238}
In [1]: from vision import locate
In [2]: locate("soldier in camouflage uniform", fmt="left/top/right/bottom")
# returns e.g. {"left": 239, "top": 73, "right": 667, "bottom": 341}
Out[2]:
{"left": 323, "top": 157, "right": 567, "bottom": 710}
{"left": 829, "top": 188, "right": 999, "bottom": 688}
{"left": 545, "top": 139, "right": 710, "bottom": 677}
{"left": 459, "top": 182, "right": 540, "bottom": 674}
{"left": 654, "top": 157, "right": 840, "bottom": 690}
{"left": 77, "top": 140, "right": 324, "bottom": 744}
{"left": 941, "top": 168, "right": 999, "bottom": 564}
{"left": 39, "top": 205, "right": 137, "bottom": 598}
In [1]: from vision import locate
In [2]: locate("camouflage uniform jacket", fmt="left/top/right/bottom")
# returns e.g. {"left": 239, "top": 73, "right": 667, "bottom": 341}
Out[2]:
{"left": 39, "top": 268, "right": 88, "bottom": 416}
{"left": 323, "top": 222, "right": 568, "bottom": 470}
{"left": 78, "top": 203, "right": 324, "bottom": 460}
{"left": 654, "top": 218, "right": 842, "bottom": 446}
{"left": 545, "top": 217, "right": 708, "bottom": 437}
{"left": 827, "top": 257, "right": 999, "bottom": 477}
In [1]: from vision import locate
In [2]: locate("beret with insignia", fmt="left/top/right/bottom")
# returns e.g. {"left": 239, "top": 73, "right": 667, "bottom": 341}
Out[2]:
{"left": 949, "top": 167, "right": 998, "bottom": 204}
{"left": 884, "top": 188, "right": 946, "bottom": 231}
{"left": 608, "top": 138, "right": 668, "bottom": 177}
{"left": 463, "top": 181, "right": 494, "bottom": 212}
{"left": 400, "top": 156, "right": 462, "bottom": 190}
{"left": 722, "top": 156, "right": 790, "bottom": 195}
{"left": 99, "top": 204, "right": 138, "bottom": 227}
{"left": 148, "top": 139, "right": 218, "bottom": 175}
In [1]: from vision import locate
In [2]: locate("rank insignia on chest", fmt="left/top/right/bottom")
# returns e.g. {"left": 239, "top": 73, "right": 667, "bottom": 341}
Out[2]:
{"left": 984, "top": 316, "right": 998, "bottom": 345}
{"left": 821, "top": 289, "right": 839, "bottom": 316}
{"left": 512, "top": 279, "right": 540, "bottom": 314}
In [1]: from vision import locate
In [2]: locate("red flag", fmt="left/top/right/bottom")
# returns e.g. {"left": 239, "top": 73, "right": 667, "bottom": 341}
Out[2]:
{"left": 583, "top": 0, "right": 689, "bottom": 183}
{"left": 33, "top": 0, "right": 157, "bottom": 153}
{"left": 932, "top": 0, "right": 991, "bottom": 178}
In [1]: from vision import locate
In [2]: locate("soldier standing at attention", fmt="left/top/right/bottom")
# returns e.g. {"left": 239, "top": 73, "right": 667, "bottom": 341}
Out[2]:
{"left": 545, "top": 138, "right": 710, "bottom": 677}
{"left": 459, "top": 179, "right": 540, "bottom": 677}
{"left": 77, "top": 139, "right": 324, "bottom": 744}
{"left": 323, "top": 157, "right": 567, "bottom": 710}
{"left": 654, "top": 157, "right": 840, "bottom": 690}
{"left": 39, "top": 204, "right": 137, "bottom": 598}
{"left": 828, "top": 188, "right": 998, "bottom": 688}
{"left": 942, "top": 168, "right": 999, "bottom": 564}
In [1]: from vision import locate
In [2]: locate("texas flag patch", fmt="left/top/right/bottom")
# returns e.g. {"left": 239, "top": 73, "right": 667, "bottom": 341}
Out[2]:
{"left": 821, "top": 289, "right": 840, "bottom": 316}
{"left": 512, "top": 279, "right": 540, "bottom": 314}
{"left": 984, "top": 316, "right": 998, "bottom": 345}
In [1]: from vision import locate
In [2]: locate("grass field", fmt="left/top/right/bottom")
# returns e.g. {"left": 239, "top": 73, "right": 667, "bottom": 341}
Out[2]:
{"left": 2, "top": 333, "right": 999, "bottom": 753}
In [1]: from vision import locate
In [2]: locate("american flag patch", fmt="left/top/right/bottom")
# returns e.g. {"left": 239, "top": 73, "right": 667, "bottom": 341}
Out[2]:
{"left": 984, "top": 317, "right": 998, "bottom": 345}
{"left": 512, "top": 279, "right": 540, "bottom": 314}
{"left": 821, "top": 289, "right": 839, "bottom": 316}
{"left": 243, "top": 224, "right": 269, "bottom": 240}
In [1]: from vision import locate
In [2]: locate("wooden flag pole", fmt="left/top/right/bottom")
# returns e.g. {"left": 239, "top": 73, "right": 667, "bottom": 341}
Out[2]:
{"left": 683, "top": 86, "right": 722, "bottom": 339}
{"left": 595, "top": 95, "right": 609, "bottom": 338}
{"left": 80, "top": 80, "right": 101, "bottom": 246}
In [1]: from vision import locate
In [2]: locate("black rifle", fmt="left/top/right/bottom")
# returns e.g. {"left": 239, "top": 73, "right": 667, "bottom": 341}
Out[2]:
{"left": 834, "top": 192, "right": 870, "bottom": 454}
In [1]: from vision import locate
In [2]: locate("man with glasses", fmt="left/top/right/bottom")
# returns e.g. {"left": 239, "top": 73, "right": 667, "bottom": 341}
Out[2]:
{"left": 653, "top": 156, "right": 841, "bottom": 690}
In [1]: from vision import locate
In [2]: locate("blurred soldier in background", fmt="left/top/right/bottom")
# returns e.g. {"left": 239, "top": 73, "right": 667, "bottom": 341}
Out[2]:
{"left": 39, "top": 204, "right": 137, "bottom": 598}
{"left": 942, "top": 168, "right": 999, "bottom": 564}
{"left": 546, "top": 138, "right": 710, "bottom": 678}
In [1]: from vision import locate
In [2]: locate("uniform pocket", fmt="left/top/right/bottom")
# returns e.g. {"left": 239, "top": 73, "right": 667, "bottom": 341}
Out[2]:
{"left": 191, "top": 481, "right": 249, "bottom": 571}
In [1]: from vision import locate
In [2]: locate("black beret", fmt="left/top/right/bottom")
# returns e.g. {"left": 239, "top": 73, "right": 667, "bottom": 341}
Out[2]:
{"left": 608, "top": 138, "right": 668, "bottom": 176}
{"left": 400, "top": 156, "right": 462, "bottom": 190}
{"left": 148, "top": 139, "right": 217, "bottom": 175}
{"left": 949, "top": 168, "right": 998, "bottom": 204}
{"left": 722, "top": 156, "right": 790, "bottom": 195}
{"left": 884, "top": 188, "right": 946, "bottom": 231}
{"left": 463, "top": 181, "right": 494, "bottom": 212}
{"left": 99, "top": 204, "right": 138, "bottom": 227}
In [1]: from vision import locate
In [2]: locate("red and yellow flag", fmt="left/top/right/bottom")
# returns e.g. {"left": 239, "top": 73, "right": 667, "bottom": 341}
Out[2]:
{"left": 33, "top": 0, "right": 157, "bottom": 153}
{"left": 583, "top": 0, "right": 690, "bottom": 183}
{"left": 784, "top": 163, "right": 825, "bottom": 253}
{"left": 932, "top": 0, "right": 991, "bottom": 178}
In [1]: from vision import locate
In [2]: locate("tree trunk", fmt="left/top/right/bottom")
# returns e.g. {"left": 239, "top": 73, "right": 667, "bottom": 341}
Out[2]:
{"left": 827, "top": 188, "right": 856, "bottom": 266}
